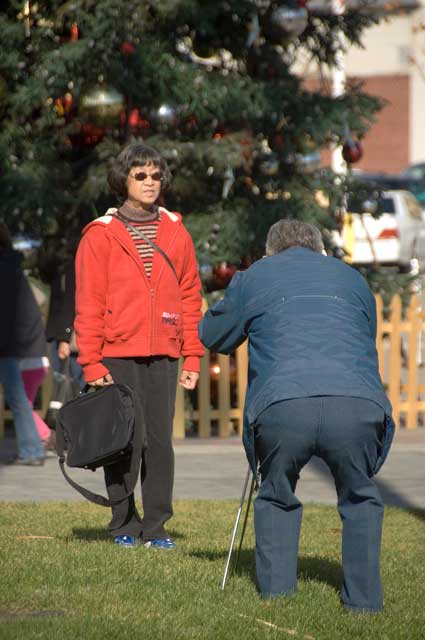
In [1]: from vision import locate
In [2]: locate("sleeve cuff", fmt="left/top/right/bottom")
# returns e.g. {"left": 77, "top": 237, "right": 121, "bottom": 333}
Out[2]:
{"left": 83, "top": 362, "right": 110, "bottom": 382}
{"left": 182, "top": 356, "right": 200, "bottom": 373}
{"left": 57, "top": 327, "right": 73, "bottom": 343}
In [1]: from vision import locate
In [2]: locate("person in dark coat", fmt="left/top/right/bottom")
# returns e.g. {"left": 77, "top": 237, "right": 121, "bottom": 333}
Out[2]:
{"left": 39, "top": 236, "right": 84, "bottom": 387}
{"left": 199, "top": 219, "right": 395, "bottom": 613}
{"left": 0, "top": 224, "right": 45, "bottom": 464}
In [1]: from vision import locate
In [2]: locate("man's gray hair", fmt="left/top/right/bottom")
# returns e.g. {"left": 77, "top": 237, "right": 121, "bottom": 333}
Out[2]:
{"left": 265, "top": 219, "right": 324, "bottom": 256}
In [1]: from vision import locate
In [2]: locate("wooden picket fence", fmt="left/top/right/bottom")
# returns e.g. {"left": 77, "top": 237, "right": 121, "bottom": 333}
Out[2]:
{"left": 376, "top": 294, "right": 425, "bottom": 429}
{"left": 173, "top": 344, "right": 248, "bottom": 439}
{"left": 1, "top": 294, "right": 425, "bottom": 439}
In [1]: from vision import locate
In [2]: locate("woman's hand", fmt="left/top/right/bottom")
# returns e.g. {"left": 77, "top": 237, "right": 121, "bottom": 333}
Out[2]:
{"left": 179, "top": 370, "right": 199, "bottom": 390}
{"left": 88, "top": 373, "right": 114, "bottom": 387}
{"left": 58, "top": 341, "right": 71, "bottom": 360}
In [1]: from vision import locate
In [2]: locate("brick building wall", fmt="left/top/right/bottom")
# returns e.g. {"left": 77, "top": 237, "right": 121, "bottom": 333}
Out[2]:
{"left": 305, "top": 74, "right": 410, "bottom": 173}
{"left": 358, "top": 74, "right": 409, "bottom": 173}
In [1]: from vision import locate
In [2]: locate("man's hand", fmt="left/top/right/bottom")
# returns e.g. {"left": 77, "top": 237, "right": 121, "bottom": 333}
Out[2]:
{"left": 179, "top": 370, "right": 199, "bottom": 390}
{"left": 88, "top": 373, "right": 114, "bottom": 387}
{"left": 58, "top": 341, "right": 71, "bottom": 360}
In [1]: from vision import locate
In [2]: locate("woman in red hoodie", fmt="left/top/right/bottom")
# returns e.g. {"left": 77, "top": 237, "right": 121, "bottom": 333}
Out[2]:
{"left": 75, "top": 143, "right": 204, "bottom": 548}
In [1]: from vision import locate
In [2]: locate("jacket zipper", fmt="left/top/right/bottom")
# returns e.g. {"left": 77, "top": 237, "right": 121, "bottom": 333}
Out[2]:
{"left": 150, "top": 225, "right": 181, "bottom": 348}
{"left": 150, "top": 288, "right": 155, "bottom": 352}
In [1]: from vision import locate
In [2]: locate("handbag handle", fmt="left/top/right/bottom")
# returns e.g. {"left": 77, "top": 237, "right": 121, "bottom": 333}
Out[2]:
{"left": 114, "top": 211, "right": 178, "bottom": 281}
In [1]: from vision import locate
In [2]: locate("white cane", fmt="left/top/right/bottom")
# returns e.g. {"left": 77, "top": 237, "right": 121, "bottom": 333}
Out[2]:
{"left": 221, "top": 466, "right": 255, "bottom": 590}
{"left": 235, "top": 471, "right": 255, "bottom": 570}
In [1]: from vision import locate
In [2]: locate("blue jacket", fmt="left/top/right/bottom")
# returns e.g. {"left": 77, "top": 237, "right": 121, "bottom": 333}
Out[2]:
{"left": 199, "top": 247, "right": 395, "bottom": 475}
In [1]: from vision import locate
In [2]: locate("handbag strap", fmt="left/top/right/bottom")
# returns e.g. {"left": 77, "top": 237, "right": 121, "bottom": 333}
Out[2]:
{"left": 55, "top": 385, "right": 144, "bottom": 507}
{"left": 114, "top": 211, "right": 178, "bottom": 281}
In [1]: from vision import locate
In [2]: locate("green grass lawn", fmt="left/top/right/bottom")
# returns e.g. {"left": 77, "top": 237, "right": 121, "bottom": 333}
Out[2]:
{"left": 0, "top": 501, "right": 424, "bottom": 640}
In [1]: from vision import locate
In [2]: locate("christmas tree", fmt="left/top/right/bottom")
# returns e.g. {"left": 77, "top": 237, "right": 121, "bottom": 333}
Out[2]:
{"left": 0, "top": 1, "right": 387, "bottom": 290}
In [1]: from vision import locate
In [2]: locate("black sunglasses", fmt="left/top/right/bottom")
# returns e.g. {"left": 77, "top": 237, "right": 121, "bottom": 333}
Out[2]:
{"left": 130, "top": 170, "right": 162, "bottom": 182}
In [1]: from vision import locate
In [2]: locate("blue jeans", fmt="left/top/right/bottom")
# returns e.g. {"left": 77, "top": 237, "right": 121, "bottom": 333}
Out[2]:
{"left": 0, "top": 357, "right": 44, "bottom": 459}
{"left": 254, "top": 396, "right": 385, "bottom": 612}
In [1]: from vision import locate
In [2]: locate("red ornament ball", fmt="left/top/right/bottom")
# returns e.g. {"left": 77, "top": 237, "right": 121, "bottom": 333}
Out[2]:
{"left": 70, "top": 22, "right": 79, "bottom": 42}
{"left": 63, "top": 92, "right": 73, "bottom": 111}
{"left": 121, "top": 41, "right": 135, "bottom": 56}
{"left": 297, "top": 0, "right": 309, "bottom": 7}
{"left": 68, "top": 122, "right": 105, "bottom": 148}
{"left": 212, "top": 262, "right": 237, "bottom": 288}
{"left": 342, "top": 139, "right": 363, "bottom": 164}
{"left": 126, "top": 108, "right": 150, "bottom": 131}
{"left": 128, "top": 108, "right": 140, "bottom": 129}
{"left": 270, "top": 133, "right": 285, "bottom": 151}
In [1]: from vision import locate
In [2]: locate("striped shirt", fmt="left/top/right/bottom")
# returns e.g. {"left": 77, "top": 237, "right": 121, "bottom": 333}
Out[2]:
{"left": 119, "top": 211, "right": 162, "bottom": 279}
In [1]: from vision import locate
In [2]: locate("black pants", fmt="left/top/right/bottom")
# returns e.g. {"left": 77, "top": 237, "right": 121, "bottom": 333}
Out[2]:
{"left": 254, "top": 396, "right": 385, "bottom": 612}
{"left": 102, "top": 356, "right": 179, "bottom": 541}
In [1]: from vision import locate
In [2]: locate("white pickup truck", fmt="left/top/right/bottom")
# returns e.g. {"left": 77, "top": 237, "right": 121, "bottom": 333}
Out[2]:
{"left": 335, "top": 190, "right": 425, "bottom": 272}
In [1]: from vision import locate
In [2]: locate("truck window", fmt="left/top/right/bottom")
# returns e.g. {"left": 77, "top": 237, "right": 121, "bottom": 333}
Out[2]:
{"left": 346, "top": 196, "right": 395, "bottom": 214}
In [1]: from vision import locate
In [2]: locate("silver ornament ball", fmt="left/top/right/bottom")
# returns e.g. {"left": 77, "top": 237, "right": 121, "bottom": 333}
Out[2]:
{"left": 267, "top": 6, "right": 308, "bottom": 44}
{"left": 154, "top": 104, "right": 178, "bottom": 128}
{"left": 259, "top": 153, "right": 280, "bottom": 176}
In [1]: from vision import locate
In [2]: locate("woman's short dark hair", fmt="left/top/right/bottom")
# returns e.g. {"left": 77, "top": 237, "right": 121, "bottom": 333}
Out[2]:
{"left": 107, "top": 143, "right": 172, "bottom": 202}
{"left": 265, "top": 219, "right": 324, "bottom": 256}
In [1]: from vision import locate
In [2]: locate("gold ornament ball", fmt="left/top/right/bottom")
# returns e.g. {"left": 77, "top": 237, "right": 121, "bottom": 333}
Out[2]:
{"left": 79, "top": 86, "right": 124, "bottom": 127}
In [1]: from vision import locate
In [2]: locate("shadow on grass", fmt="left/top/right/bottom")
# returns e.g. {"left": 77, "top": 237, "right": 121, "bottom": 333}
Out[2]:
{"left": 375, "top": 479, "right": 425, "bottom": 522}
{"left": 402, "top": 507, "right": 425, "bottom": 522}
{"left": 309, "top": 457, "right": 425, "bottom": 523}
{"left": 72, "top": 528, "right": 110, "bottom": 542}
{"left": 166, "top": 529, "right": 186, "bottom": 541}
{"left": 71, "top": 527, "right": 186, "bottom": 542}
{"left": 190, "top": 547, "right": 342, "bottom": 592}
{"left": 298, "top": 555, "right": 343, "bottom": 590}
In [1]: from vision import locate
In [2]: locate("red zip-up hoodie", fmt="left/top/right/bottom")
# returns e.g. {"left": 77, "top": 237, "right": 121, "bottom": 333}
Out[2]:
{"left": 75, "top": 207, "right": 204, "bottom": 382}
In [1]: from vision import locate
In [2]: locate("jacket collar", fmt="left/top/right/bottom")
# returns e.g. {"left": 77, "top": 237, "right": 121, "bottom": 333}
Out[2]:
{"left": 105, "top": 206, "right": 181, "bottom": 223}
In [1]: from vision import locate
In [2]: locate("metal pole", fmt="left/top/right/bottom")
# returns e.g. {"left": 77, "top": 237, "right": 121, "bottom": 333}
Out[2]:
{"left": 332, "top": 0, "right": 351, "bottom": 261}
{"left": 331, "top": 0, "right": 346, "bottom": 175}
{"left": 234, "top": 472, "right": 256, "bottom": 572}
{"left": 221, "top": 466, "right": 252, "bottom": 590}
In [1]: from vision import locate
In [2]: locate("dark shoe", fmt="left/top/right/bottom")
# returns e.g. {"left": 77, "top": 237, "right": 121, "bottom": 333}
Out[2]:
{"left": 114, "top": 535, "right": 137, "bottom": 548}
{"left": 144, "top": 538, "right": 176, "bottom": 550}
{"left": 7, "top": 457, "right": 45, "bottom": 466}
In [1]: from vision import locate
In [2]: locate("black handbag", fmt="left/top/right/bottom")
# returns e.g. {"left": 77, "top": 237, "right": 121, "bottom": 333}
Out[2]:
{"left": 45, "top": 358, "right": 81, "bottom": 430}
{"left": 56, "top": 383, "right": 143, "bottom": 507}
